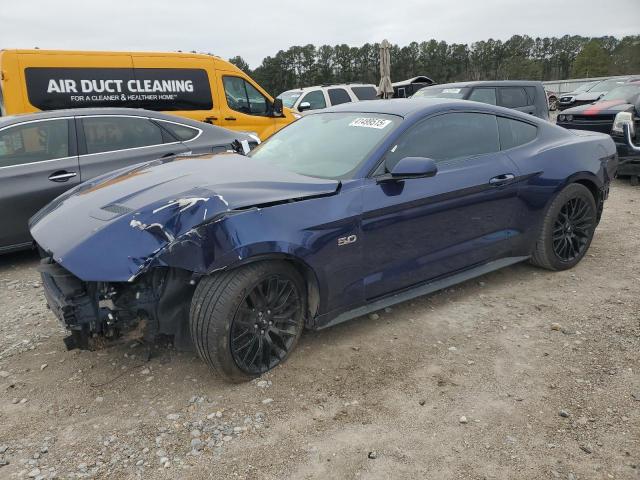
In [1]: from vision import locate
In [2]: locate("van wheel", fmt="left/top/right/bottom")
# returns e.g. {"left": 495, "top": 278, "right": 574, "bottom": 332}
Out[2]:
{"left": 189, "top": 261, "right": 305, "bottom": 382}
{"left": 530, "top": 183, "right": 596, "bottom": 271}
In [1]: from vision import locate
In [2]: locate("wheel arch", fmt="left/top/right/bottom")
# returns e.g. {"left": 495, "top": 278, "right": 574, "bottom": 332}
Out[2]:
{"left": 217, "top": 252, "right": 321, "bottom": 323}
{"left": 567, "top": 173, "right": 604, "bottom": 221}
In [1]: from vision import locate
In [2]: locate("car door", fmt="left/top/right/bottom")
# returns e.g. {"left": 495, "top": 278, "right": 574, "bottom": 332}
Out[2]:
{"left": 361, "top": 112, "right": 522, "bottom": 299}
{"left": 0, "top": 118, "right": 80, "bottom": 250}
{"left": 218, "top": 74, "right": 276, "bottom": 140}
{"left": 497, "top": 87, "right": 536, "bottom": 116}
{"left": 77, "top": 115, "right": 189, "bottom": 182}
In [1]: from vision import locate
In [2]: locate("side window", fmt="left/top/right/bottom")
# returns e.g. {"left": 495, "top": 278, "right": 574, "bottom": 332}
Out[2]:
{"left": 82, "top": 117, "right": 164, "bottom": 154}
{"left": 382, "top": 113, "right": 500, "bottom": 172}
{"left": 0, "top": 119, "right": 69, "bottom": 167}
{"left": 351, "top": 86, "right": 378, "bottom": 101}
{"left": 328, "top": 88, "right": 351, "bottom": 106}
{"left": 468, "top": 88, "right": 497, "bottom": 105}
{"left": 497, "top": 117, "right": 537, "bottom": 150}
{"left": 245, "top": 82, "right": 268, "bottom": 115}
{"left": 498, "top": 88, "right": 529, "bottom": 108}
{"left": 300, "top": 90, "right": 326, "bottom": 110}
{"left": 157, "top": 120, "right": 200, "bottom": 141}
{"left": 222, "top": 76, "right": 269, "bottom": 116}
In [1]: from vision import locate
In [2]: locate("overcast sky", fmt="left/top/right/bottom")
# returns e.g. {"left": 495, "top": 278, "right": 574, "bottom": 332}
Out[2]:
{"left": 1, "top": 0, "right": 638, "bottom": 68}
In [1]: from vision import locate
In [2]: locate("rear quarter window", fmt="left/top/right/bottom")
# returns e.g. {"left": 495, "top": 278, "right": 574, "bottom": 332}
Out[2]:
{"left": 157, "top": 120, "right": 200, "bottom": 141}
{"left": 497, "top": 117, "right": 537, "bottom": 150}
{"left": 351, "top": 86, "right": 378, "bottom": 101}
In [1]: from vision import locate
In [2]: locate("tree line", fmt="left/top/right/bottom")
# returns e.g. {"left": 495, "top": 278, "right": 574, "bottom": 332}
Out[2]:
{"left": 228, "top": 35, "right": 640, "bottom": 96}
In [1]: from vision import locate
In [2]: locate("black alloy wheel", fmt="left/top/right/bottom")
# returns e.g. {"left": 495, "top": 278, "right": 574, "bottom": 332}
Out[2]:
{"left": 530, "top": 183, "right": 597, "bottom": 271}
{"left": 230, "top": 275, "right": 303, "bottom": 375}
{"left": 551, "top": 197, "right": 594, "bottom": 262}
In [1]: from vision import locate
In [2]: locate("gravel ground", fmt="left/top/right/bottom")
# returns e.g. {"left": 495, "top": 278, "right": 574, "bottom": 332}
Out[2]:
{"left": 0, "top": 179, "right": 638, "bottom": 480}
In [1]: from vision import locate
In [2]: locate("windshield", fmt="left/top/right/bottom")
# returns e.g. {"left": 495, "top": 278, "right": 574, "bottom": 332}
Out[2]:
{"left": 575, "top": 82, "right": 596, "bottom": 93}
{"left": 412, "top": 86, "right": 470, "bottom": 99}
{"left": 248, "top": 112, "right": 400, "bottom": 179}
{"left": 276, "top": 90, "right": 303, "bottom": 108}
{"left": 600, "top": 84, "right": 640, "bottom": 103}
{"left": 592, "top": 79, "right": 627, "bottom": 92}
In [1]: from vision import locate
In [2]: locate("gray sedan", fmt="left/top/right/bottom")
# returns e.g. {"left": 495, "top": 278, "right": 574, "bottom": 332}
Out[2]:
{"left": 0, "top": 108, "right": 257, "bottom": 253}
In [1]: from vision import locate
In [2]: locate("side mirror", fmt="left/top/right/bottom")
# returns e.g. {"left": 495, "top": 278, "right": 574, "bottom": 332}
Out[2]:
{"left": 298, "top": 101, "right": 311, "bottom": 112}
{"left": 382, "top": 156, "right": 438, "bottom": 181}
{"left": 273, "top": 98, "right": 284, "bottom": 117}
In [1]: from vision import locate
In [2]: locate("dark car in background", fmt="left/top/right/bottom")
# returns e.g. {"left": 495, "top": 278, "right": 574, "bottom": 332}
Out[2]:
{"left": 558, "top": 78, "right": 635, "bottom": 110}
{"left": 557, "top": 80, "right": 640, "bottom": 183}
{"left": 30, "top": 98, "right": 616, "bottom": 381}
{"left": 412, "top": 81, "right": 549, "bottom": 120}
{"left": 0, "top": 108, "right": 258, "bottom": 253}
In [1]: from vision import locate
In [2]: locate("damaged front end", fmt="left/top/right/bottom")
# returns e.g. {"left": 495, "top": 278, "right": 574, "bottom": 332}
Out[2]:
{"left": 38, "top": 257, "right": 195, "bottom": 350}
{"left": 30, "top": 153, "right": 339, "bottom": 350}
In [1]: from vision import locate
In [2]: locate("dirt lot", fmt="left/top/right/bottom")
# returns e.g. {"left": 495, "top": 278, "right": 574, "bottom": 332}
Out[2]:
{"left": 0, "top": 179, "right": 638, "bottom": 480}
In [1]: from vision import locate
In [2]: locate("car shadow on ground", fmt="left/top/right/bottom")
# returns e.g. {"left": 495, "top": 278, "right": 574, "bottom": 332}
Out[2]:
{"left": 0, "top": 249, "right": 40, "bottom": 272}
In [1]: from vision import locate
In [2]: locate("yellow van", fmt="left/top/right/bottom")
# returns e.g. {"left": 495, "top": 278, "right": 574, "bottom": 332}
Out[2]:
{"left": 0, "top": 49, "right": 297, "bottom": 140}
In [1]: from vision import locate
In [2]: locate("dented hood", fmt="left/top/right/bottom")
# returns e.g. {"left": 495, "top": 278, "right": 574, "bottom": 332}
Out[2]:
{"left": 30, "top": 153, "right": 339, "bottom": 281}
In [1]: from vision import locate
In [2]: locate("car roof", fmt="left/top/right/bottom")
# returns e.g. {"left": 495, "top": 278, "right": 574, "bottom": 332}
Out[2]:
{"left": 425, "top": 80, "right": 543, "bottom": 88}
{"left": 320, "top": 98, "right": 483, "bottom": 117}
{"left": 0, "top": 108, "right": 202, "bottom": 126}
{"left": 319, "top": 98, "right": 550, "bottom": 125}
{"left": 283, "top": 84, "right": 376, "bottom": 93}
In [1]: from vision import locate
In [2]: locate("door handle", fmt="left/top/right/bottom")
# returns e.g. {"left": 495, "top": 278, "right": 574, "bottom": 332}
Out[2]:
{"left": 48, "top": 171, "right": 77, "bottom": 182}
{"left": 489, "top": 173, "right": 515, "bottom": 186}
{"left": 224, "top": 117, "right": 237, "bottom": 121}
{"left": 204, "top": 116, "right": 218, "bottom": 124}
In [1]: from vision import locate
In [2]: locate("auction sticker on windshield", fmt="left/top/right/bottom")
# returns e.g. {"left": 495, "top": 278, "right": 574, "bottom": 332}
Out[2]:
{"left": 442, "top": 88, "right": 461, "bottom": 94}
{"left": 349, "top": 118, "right": 392, "bottom": 129}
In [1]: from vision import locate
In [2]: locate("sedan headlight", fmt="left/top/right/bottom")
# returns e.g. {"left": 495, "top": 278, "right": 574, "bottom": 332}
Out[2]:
{"left": 612, "top": 111, "right": 635, "bottom": 136}
{"left": 558, "top": 115, "right": 565, "bottom": 122}
{"left": 565, "top": 115, "right": 573, "bottom": 122}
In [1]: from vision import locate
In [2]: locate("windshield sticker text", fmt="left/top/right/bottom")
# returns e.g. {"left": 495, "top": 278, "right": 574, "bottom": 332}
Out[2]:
{"left": 349, "top": 118, "right": 392, "bottom": 129}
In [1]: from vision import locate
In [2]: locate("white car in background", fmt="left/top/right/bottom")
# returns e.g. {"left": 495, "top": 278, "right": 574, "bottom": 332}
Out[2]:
{"left": 277, "top": 83, "right": 378, "bottom": 114}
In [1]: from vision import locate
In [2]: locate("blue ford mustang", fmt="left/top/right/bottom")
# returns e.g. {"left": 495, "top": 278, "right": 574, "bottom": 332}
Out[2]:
{"left": 30, "top": 99, "right": 617, "bottom": 382}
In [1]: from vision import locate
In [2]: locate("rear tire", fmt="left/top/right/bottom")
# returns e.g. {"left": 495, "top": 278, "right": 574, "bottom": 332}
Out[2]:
{"left": 530, "top": 183, "right": 597, "bottom": 271}
{"left": 630, "top": 176, "right": 639, "bottom": 186}
{"left": 189, "top": 261, "right": 305, "bottom": 382}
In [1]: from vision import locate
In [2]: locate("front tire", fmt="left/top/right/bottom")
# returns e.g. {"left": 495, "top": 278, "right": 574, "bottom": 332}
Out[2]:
{"left": 189, "top": 261, "right": 305, "bottom": 382}
{"left": 530, "top": 183, "right": 597, "bottom": 271}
